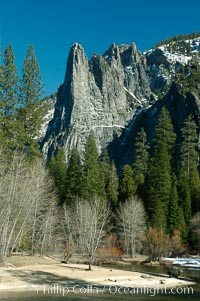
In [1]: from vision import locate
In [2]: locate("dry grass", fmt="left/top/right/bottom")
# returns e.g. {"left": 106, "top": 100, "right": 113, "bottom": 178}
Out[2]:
{"left": 5, "top": 255, "right": 59, "bottom": 267}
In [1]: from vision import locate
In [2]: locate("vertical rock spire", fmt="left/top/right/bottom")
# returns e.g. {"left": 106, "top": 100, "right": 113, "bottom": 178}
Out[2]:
{"left": 42, "top": 42, "right": 153, "bottom": 161}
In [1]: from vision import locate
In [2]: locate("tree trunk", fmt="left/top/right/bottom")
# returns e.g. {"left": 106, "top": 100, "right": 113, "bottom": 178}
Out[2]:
{"left": 88, "top": 261, "right": 92, "bottom": 271}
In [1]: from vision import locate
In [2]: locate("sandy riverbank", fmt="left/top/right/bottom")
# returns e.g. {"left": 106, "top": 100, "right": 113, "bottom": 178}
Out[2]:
{"left": 0, "top": 259, "right": 195, "bottom": 292}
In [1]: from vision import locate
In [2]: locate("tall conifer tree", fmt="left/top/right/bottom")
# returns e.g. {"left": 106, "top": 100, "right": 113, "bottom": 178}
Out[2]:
{"left": 152, "top": 107, "right": 176, "bottom": 155}
{"left": 106, "top": 161, "right": 119, "bottom": 207}
{"left": 0, "top": 45, "right": 19, "bottom": 116}
{"left": 19, "top": 45, "right": 44, "bottom": 155}
{"left": 48, "top": 148, "right": 67, "bottom": 203}
{"left": 168, "top": 174, "right": 187, "bottom": 237}
{"left": 100, "top": 150, "right": 118, "bottom": 206}
{"left": 179, "top": 115, "right": 198, "bottom": 178}
{"left": 177, "top": 175, "right": 191, "bottom": 226}
{"left": 178, "top": 115, "right": 200, "bottom": 214}
{"left": 0, "top": 45, "right": 19, "bottom": 149}
{"left": 65, "top": 148, "right": 83, "bottom": 203}
{"left": 144, "top": 107, "right": 176, "bottom": 230}
{"left": 145, "top": 145, "right": 171, "bottom": 230}
{"left": 133, "top": 127, "right": 149, "bottom": 188}
{"left": 118, "top": 164, "right": 136, "bottom": 202}
{"left": 83, "top": 133, "right": 105, "bottom": 200}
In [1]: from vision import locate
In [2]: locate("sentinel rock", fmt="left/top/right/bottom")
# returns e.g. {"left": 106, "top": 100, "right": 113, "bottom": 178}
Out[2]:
{"left": 42, "top": 43, "right": 153, "bottom": 160}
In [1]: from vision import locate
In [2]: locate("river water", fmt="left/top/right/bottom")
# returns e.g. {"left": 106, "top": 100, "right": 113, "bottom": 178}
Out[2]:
{"left": 0, "top": 264, "right": 200, "bottom": 301}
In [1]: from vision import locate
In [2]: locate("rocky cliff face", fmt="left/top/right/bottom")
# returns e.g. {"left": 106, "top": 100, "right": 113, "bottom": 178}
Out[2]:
{"left": 41, "top": 35, "right": 200, "bottom": 166}
{"left": 42, "top": 43, "right": 153, "bottom": 160}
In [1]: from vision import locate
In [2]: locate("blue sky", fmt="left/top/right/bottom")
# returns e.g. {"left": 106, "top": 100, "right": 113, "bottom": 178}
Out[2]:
{"left": 0, "top": 0, "right": 200, "bottom": 96}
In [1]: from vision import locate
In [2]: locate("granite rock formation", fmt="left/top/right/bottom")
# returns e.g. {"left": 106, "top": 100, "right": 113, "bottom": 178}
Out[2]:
{"left": 41, "top": 36, "right": 200, "bottom": 167}
{"left": 42, "top": 43, "right": 153, "bottom": 160}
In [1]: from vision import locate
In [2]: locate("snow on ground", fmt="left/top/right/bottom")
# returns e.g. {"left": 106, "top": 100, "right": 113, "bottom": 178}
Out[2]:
{"left": 91, "top": 124, "right": 125, "bottom": 130}
{"left": 146, "top": 37, "right": 200, "bottom": 66}
{"left": 39, "top": 108, "right": 55, "bottom": 138}
{"left": 123, "top": 87, "right": 143, "bottom": 105}
{"left": 163, "top": 257, "right": 200, "bottom": 268}
{"left": 164, "top": 52, "right": 192, "bottom": 65}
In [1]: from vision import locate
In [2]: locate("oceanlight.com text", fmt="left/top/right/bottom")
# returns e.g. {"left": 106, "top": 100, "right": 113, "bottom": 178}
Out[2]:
{"left": 35, "top": 284, "right": 194, "bottom": 297}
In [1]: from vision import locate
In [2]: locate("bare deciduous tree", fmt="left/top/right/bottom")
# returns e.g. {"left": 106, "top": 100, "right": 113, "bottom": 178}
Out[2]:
{"left": 62, "top": 197, "right": 110, "bottom": 270}
{"left": 0, "top": 153, "right": 29, "bottom": 261}
{"left": 0, "top": 153, "right": 58, "bottom": 262}
{"left": 116, "top": 196, "right": 146, "bottom": 257}
{"left": 26, "top": 159, "right": 58, "bottom": 256}
{"left": 60, "top": 203, "right": 76, "bottom": 262}
{"left": 142, "top": 227, "right": 172, "bottom": 261}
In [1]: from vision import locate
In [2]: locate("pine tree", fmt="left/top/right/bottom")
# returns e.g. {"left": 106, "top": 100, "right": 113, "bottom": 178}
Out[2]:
{"left": 133, "top": 127, "right": 149, "bottom": 188}
{"left": 152, "top": 107, "right": 176, "bottom": 155}
{"left": 118, "top": 164, "right": 136, "bottom": 202}
{"left": 179, "top": 115, "right": 200, "bottom": 214}
{"left": 144, "top": 107, "right": 176, "bottom": 230}
{"left": 190, "top": 168, "right": 200, "bottom": 213}
{"left": 179, "top": 115, "right": 198, "bottom": 178}
{"left": 48, "top": 148, "right": 67, "bottom": 203}
{"left": 0, "top": 45, "right": 19, "bottom": 116}
{"left": 100, "top": 149, "right": 111, "bottom": 193}
{"left": 83, "top": 133, "right": 105, "bottom": 200}
{"left": 0, "top": 45, "right": 19, "bottom": 149}
{"left": 18, "top": 45, "right": 44, "bottom": 155}
{"left": 100, "top": 150, "right": 118, "bottom": 206}
{"left": 177, "top": 175, "right": 191, "bottom": 226}
{"left": 145, "top": 145, "right": 171, "bottom": 230}
{"left": 168, "top": 174, "right": 187, "bottom": 237}
{"left": 65, "top": 148, "right": 83, "bottom": 203}
{"left": 168, "top": 174, "right": 180, "bottom": 234}
{"left": 106, "top": 161, "right": 119, "bottom": 207}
